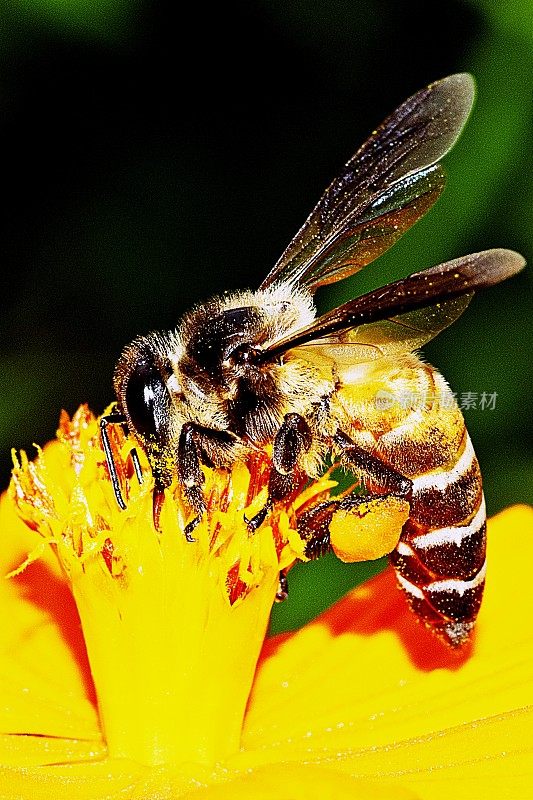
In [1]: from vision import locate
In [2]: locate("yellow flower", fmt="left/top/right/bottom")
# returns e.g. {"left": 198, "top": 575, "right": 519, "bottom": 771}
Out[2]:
{"left": 1, "top": 405, "right": 532, "bottom": 799}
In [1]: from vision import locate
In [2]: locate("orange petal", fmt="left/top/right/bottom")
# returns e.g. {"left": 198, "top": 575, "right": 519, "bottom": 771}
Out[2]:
{"left": 240, "top": 506, "right": 533, "bottom": 799}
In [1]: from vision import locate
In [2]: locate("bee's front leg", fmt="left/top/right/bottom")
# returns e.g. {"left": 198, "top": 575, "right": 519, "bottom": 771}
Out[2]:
{"left": 245, "top": 413, "right": 312, "bottom": 532}
{"left": 177, "top": 422, "right": 212, "bottom": 541}
{"left": 177, "top": 423, "right": 239, "bottom": 541}
{"left": 100, "top": 411, "right": 128, "bottom": 510}
{"left": 100, "top": 410, "right": 145, "bottom": 510}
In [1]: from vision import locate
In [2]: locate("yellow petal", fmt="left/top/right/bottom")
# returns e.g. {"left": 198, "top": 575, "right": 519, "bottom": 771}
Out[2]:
{"left": 0, "top": 446, "right": 64, "bottom": 579}
{"left": 0, "top": 759, "right": 149, "bottom": 800}
{"left": 0, "top": 734, "right": 105, "bottom": 768}
{"left": 0, "top": 758, "right": 419, "bottom": 799}
{"left": 0, "top": 489, "right": 101, "bottom": 753}
{"left": 240, "top": 506, "right": 533, "bottom": 799}
{"left": 179, "top": 764, "right": 419, "bottom": 799}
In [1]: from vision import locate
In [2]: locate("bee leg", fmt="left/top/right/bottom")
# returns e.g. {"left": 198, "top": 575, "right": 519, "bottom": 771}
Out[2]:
{"left": 333, "top": 430, "right": 413, "bottom": 498}
{"left": 245, "top": 413, "right": 312, "bottom": 532}
{"left": 295, "top": 431, "right": 414, "bottom": 560}
{"left": 183, "top": 510, "right": 202, "bottom": 542}
{"left": 244, "top": 498, "right": 273, "bottom": 532}
{"left": 275, "top": 569, "right": 289, "bottom": 602}
{"left": 244, "top": 460, "right": 301, "bottom": 531}
{"left": 152, "top": 479, "right": 166, "bottom": 531}
{"left": 177, "top": 423, "right": 240, "bottom": 540}
{"left": 177, "top": 422, "right": 207, "bottom": 542}
{"left": 130, "top": 448, "right": 143, "bottom": 484}
{"left": 100, "top": 412, "right": 128, "bottom": 510}
{"left": 297, "top": 499, "right": 337, "bottom": 559}
{"left": 298, "top": 491, "right": 409, "bottom": 561}
{"left": 273, "top": 413, "right": 313, "bottom": 475}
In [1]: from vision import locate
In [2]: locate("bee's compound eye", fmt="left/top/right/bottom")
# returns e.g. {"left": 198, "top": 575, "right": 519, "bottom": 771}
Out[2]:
{"left": 124, "top": 356, "right": 171, "bottom": 444}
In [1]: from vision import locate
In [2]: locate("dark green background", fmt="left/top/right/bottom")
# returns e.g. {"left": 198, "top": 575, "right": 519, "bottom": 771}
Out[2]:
{"left": 0, "top": 1, "right": 531, "bottom": 632}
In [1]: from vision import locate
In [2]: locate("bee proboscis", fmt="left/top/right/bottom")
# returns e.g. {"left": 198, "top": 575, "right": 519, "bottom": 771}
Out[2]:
{"left": 102, "top": 73, "right": 525, "bottom": 645}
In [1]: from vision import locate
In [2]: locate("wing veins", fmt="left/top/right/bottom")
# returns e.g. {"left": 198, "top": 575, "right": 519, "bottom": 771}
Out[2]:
{"left": 260, "top": 249, "right": 525, "bottom": 361}
{"left": 260, "top": 73, "right": 475, "bottom": 293}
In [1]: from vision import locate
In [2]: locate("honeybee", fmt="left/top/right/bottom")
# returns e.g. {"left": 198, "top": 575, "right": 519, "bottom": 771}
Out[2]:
{"left": 102, "top": 73, "right": 524, "bottom": 645}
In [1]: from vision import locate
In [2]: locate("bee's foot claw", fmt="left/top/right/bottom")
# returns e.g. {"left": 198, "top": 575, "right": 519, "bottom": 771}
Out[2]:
{"left": 275, "top": 570, "right": 289, "bottom": 602}
{"left": 183, "top": 515, "right": 200, "bottom": 542}
{"left": 244, "top": 501, "right": 272, "bottom": 533}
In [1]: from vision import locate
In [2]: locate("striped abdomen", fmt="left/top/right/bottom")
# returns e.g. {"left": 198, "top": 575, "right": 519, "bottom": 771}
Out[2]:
{"left": 380, "top": 368, "right": 485, "bottom": 645}
{"left": 390, "top": 430, "right": 486, "bottom": 646}
{"left": 342, "top": 359, "right": 486, "bottom": 646}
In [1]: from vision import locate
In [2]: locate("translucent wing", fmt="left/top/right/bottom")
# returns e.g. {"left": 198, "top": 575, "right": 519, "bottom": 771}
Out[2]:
{"left": 274, "top": 166, "right": 446, "bottom": 289}
{"left": 291, "top": 295, "right": 473, "bottom": 369}
{"left": 260, "top": 73, "right": 475, "bottom": 293}
{"left": 261, "top": 249, "right": 525, "bottom": 361}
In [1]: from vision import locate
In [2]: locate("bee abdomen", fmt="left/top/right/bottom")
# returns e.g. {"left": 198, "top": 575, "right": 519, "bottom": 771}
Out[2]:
{"left": 390, "top": 433, "right": 486, "bottom": 646}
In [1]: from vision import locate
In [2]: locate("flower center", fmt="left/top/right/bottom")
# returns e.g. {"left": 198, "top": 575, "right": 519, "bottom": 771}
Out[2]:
{"left": 8, "top": 406, "right": 333, "bottom": 767}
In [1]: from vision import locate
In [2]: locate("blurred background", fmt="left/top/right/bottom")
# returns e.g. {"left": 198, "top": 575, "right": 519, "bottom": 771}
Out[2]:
{"left": 0, "top": 0, "right": 531, "bottom": 632}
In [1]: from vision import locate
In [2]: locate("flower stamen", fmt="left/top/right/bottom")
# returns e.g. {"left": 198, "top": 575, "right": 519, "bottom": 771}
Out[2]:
{"left": 8, "top": 406, "right": 336, "bottom": 766}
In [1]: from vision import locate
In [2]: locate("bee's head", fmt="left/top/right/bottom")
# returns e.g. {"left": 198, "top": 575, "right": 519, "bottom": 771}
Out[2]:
{"left": 112, "top": 285, "right": 317, "bottom": 445}
{"left": 113, "top": 334, "right": 176, "bottom": 452}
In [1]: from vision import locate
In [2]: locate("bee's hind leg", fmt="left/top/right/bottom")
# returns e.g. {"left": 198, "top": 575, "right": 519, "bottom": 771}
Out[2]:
{"left": 297, "top": 498, "right": 343, "bottom": 559}
{"left": 245, "top": 413, "right": 313, "bottom": 532}
{"left": 296, "top": 430, "right": 414, "bottom": 562}
{"left": 293, "top": 430, "right": 412, "bottom": 563}
{"left": 333, "top": 430, "right": 413, "bottom": 498}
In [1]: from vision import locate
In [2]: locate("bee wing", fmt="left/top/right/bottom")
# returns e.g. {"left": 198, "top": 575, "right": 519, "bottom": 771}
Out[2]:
{"left": 291, "top": 295, "right": 474, "bottom": 369}
{"left": 259, "top": 73, "right": 475, "bottom": 293}
{"left": 262, "top": 249, "right": 525, "bottom": 360}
